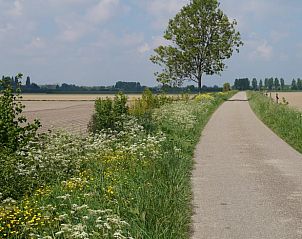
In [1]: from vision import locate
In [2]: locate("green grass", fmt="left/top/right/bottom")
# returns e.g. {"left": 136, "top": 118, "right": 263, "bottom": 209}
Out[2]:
{"left": 0, "top": 91, "right": 236, "bottom": 239}
{"left": 248, "top": 91, "right": 302, "bottom": 153}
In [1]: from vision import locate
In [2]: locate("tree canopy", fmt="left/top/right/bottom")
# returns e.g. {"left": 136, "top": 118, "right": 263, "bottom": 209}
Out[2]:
{"left": 150, "top": 0, "right": 243, "bottom": 89}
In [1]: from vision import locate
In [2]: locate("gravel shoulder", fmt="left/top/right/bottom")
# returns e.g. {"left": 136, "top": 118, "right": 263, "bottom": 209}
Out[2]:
{"left": 192, "top": 91, "right": 302, "bottom": 239}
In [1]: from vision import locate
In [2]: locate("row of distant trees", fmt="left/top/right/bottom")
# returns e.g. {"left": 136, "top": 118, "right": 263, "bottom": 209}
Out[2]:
{"left": 0, "top": 76, "right": 223, "bottom": 93}
{"left": 0, "top": 76, "right": 40, "bottom": 92}
{"left": 233, "top": 78, "right": 302, "bottom": 91}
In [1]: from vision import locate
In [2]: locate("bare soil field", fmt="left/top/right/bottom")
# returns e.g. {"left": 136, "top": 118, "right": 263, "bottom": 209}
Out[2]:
{"left": 21, "top": 93, "right": 142, "bottom": 101}
{"left": 271, "top": 92, "right": 302, "bottom": 110}
{"left": 21, "top": 94, "right": 141, "bottom": 134}
{"left": 20, "top": 93, "right": 195, "bottom": 134}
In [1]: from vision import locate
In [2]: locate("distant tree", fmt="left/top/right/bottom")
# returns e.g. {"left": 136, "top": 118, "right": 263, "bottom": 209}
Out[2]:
{"left": 280, "top": 78, "right": 285, "bottom": 90}
{"left": 223, "top": 82, "right": 231, "bottom": 92}
{"left": 297, "top": 78, "right": 302, "bottom": 90}
{"left": 264, "top": 78, "right": 268, "bottom": 90}
{"left": 26, "top": 76, "right": 31, "bottom": 87}
{"left": 267, "top": 78, "right": 274, "bottom": 90}
{"left": 291, "top": 79, "right": 297, "bottom": 90}
{"left": 274, "top": 78, "right": 280, "bottom": 90}
{"left": 186, "top": 85, "right": 197, "bottom": 92}
{"left": 233, "top": 78, "right": 250, "bottom": 90}
{"left": 233, "top": 79, "right": 238, "bottom": 90}
{"left": 150, "top": 0, "right": 243, "bottom": 90}
{"left": 252, "top": 78, "right": 258, "bottom": 90}
{"left": 115, "top": 81, "right": 142, "bottom": 92}
{"left": 30, "top": 83, "right": 40, "bottom": 90}
{"left": 259, "top": 79, "right": 263, "bottom": 90}
{"left": 14, "top": 77, "right": 19, "bottom": 87}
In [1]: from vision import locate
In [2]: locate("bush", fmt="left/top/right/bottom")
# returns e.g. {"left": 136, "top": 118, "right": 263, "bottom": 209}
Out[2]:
{"left": 0, "top": 74, "right": 40, "bottom": 153}
{"left": 129, "top": 88, "right": 173, "bottom": 131}
{"left": 88, "top": 92, "right": 128, "bottom": 133}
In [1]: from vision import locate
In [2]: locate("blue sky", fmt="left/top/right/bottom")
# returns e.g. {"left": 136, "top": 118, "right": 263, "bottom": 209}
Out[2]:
{"left": 0, "top": 0, "right": 301, "bottom": 86}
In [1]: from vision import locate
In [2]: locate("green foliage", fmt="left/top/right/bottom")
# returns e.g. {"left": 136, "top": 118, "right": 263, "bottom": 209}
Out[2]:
{"left": 233, "top": 78, "right": 250, "bottom": 90}
{"left": 259, "top": 79, "right": 263, "bottom": 90}
{"left": 0, "top": 74, "right": 40, "bottom": 153}
{"left": 223, "top": 82, "right": 231, "bottom": 92}
{"left": 252, "top": 78, "right": 258, "bottom": 90}
{"left": 129, "top": 88, "right": 173, "bottom": 131}
{"left": 248, "top": 91, "right": 302, "bottom": 153}
{"left": 150, "top": 0, "right": 243, "bottom": 89}
{"left": 291, "top": 79, "right": 297, "bottom": 90}
{"left": 0, "top": 91, "right": 236, "bottom": 238}
{"left": 88, "top": 92, "right": 128, "bottom": 133}
{"left": 274, "top": 78, "right": 280, "bottom": 90}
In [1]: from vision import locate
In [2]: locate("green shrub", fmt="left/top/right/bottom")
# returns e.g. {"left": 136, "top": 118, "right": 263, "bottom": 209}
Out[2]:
{"left": 0, "top": 74, "right": 41, "bottom": 152}
{"left": 129, "top": 88, "right": 173, "bottom": 131}
{"left": 88, "top": 92, "right": 128, "bottom": 133}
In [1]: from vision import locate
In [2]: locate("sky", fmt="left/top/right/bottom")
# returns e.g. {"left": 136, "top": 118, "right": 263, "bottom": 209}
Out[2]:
{"left": 0, "top": 0, "right": 302, "bottom": 87}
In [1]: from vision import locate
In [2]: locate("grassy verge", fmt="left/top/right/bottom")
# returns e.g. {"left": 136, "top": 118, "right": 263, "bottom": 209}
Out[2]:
{"left": 0, "top": 91, "right": 235, "bottom": 239}
{"left": 248, "top": 91, "right": 302, "bottom": 153}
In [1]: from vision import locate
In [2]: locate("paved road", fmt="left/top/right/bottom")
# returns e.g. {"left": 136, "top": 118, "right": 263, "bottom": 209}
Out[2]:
{"left": 192, "top": 92, "right": 302, "bottom": 239}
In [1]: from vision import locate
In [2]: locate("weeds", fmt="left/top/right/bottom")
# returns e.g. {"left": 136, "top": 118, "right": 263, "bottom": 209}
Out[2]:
{"left": 0, "top": 89, "right": 235, "bottom": 238}
{"left": 248, "top": 91, "right": 302, "bottom": 153}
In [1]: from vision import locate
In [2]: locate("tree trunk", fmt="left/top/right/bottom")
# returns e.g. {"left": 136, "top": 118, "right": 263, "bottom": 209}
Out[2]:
{"left": 198, "top": 76, "right": 202, "bottom": 92}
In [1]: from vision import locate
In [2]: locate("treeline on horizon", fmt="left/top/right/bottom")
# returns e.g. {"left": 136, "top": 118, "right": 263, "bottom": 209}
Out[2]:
{"left": 3, "top": 75, "right": 302, "bottom": 94}
{"left": 234, "top": 77, "right": 302, "bottom": 91}
{"left": 0, "top": 75, "right": 223, "bottom": 94}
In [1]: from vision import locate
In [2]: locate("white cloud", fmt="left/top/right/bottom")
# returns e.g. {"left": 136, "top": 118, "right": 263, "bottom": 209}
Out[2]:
{"left": 7, "top": 0, "right": 23, "bottom": 17}
{"left": 147, "top": 0, "right": 186, "bottom": 15}
{"left": 256, "top": 41, "right": 273, "bottom": 60}
{"left": 270, "top": 30, "right": 289, "bottom": 44}
{"left": 55, "top": 0, "right": 123, "bottom": 43}
{"left": 247, "top": 39, "right": 273, "bottom": 61}
{"left": 86, "top": 0, "right": 120, "bottom": 24}
{"left": 27, "top": 37, "right": 45, "bottom": 49}
{"left": 137, "top": 43, "right": 150, "bottom": 54}
{"left": 122, "top": 33, "right": 144, "bottom": 47}
{"left": 143, "top": 0, "right": 187, "bottom": 29}
{"left": 151, "top": 36, "right": 170, "bottom": 48}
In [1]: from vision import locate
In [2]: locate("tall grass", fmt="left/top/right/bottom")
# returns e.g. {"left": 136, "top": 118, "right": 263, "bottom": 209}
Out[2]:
{"left": 248, "top": 91, "right": 302, "bottom": 153}
{"left": 0, "top": 91, "right": 235, "bottom": 239}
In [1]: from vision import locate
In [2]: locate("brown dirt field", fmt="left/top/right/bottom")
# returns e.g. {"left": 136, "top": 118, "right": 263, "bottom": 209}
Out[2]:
{"left": 23, "top": 102, "right": 94, "bottom": 134}
{"left": 20, "top": 93, "right": 142, "bottom": 101}
{"left": 21, "top": 94, "right": 142, "bottom": 134}
{"left": 270, "top": 92, "right": 302, "bottom": 110}
{"left": 20, "top": 93, "right": 194, "bottom": 134}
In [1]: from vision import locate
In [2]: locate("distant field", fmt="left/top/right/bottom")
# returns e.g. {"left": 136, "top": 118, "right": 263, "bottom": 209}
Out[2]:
{"left": 21, "top": 94, "right": 141, "bottom": 133}
{"left": 21, "top": 93, "right": 142, "bottom": 101}
{"left": 271, "top": 92, "right": 302, "bottom": 110}
{"left": 20, "top": 93, "right": 196, "bottom": 133}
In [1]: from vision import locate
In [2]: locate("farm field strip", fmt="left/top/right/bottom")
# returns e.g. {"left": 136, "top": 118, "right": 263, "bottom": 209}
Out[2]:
{"left": 21, "top": 94, "right": 196, "bottom": 133}
{"left": 23, "top": 102, "right": 94, "bottom": 133}
{"left": 270, "top": 92, "right": 302, "bottom": 110}
{"left": 20, "top": 93, "right": 143, "bottom": 101}
{"left": 21, "top": 94, "right": 138, "bottom": 133}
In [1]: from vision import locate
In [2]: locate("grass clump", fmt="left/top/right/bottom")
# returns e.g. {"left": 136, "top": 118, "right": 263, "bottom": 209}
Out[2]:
{"left": 248, "top": 91, "right": 302, "bottom": 153}
{"left": 0, "top": 89, "right": 236, "bottom": 238}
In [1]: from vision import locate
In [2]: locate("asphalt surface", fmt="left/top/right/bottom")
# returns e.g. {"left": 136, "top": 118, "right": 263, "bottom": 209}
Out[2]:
{"left": 192, "top": 92, "right": 302, "bottom": 239}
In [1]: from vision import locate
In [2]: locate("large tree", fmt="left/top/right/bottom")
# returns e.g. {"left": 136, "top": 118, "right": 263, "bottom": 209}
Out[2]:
{"left": 150, "top": 0, "right": 243, "bottom": 89}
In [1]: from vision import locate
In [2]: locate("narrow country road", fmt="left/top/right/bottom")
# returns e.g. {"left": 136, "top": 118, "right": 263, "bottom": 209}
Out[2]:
{"left": 192, "top": 92, "right": 302, "bottom": 239}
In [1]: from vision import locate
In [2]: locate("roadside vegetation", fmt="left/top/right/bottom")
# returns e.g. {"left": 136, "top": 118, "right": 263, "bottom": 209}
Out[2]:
{"left": 0, "top": 75, "right": 236, "bottom": 238}
{"left": 248, "top": 91, "right": 302, "bottom": 153}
